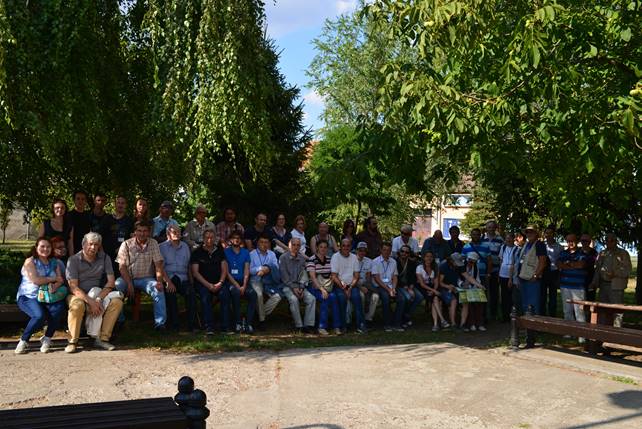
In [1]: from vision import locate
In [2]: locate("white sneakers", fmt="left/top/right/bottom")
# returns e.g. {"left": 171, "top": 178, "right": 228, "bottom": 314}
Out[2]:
{"left": 14, "top": 340, "right": 29, "bottom": 354}
{"left": 94, "top": 338, "right": 116, "bottom": 351}
{"left": 40, "top": 336, "right": 52, "bottom": 353}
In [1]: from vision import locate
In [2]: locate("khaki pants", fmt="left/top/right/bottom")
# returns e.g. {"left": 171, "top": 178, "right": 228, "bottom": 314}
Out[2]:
{"left": 598, "top": 282, "right": 624, "bottom": 327}
{"left": 67, "top": 294, "right": 123, "bottom": 342}
{"left": 251, "top": 280, "right": 282, "bottom": 322}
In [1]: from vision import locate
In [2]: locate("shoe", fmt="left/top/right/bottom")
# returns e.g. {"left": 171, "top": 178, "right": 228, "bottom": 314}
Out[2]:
{"left": 406, "top": 321, "right": 413, "bottom": 328}
{"left": 470, "top": 325, "right": 477, "bottom": 332}
{"left": 235, "top": 323, "right": 242, "bottom": 333}
{"left": 318, "top": 328, "right": 329, "bottom": 336}
{"left": 441, "top": 321, "right": 450, "bottom": 328}
{"left": 64, "top": 343, "right": 77, "bottom": 353}
{"left": 401, "top": 323, "right": 409, "bottom": 329}
{"left": 356, "top": 326, "right": 366, "bottom": 334}
{"left": 563, "top": 335, "right": 572, "bottom": 339}
{"left": 154, "top": 324, "right": 166, "bottom": 331}
{"left": 578, "top": 337, "right": 586, "bottom": 344}
{"left": 39, "top": 336, "right": 52, "bottom": 353}
{"left": 15, "top": 340, "right": 29, "bottom": 354}
{"left": 384, "top": 326, "right": 393, "bottom": 332}
{"left": 224, "top": 330, "right": 236, "bottom": 335}
{"left": 432, "top": 326, "right": 439, "bottom": 332}
{"left": 461, "top": 326, "right": 470, "bottom": 333}
{"left": 478, "top": 326, "right": 487, "bottom": 332}
{"left": 245, "top": 325, "right": 255, "bottom": 334}
{"left": 334, "top": 328, "right": 343, "bottom": 335}
{"left": 206, "top": 330, "right": 215, "bottom": 336}
{"left": 94, "top": 339, "right": 116, "bottom": 351}
{"left": 393, "top": 327, "right": 405, "bottom": 332}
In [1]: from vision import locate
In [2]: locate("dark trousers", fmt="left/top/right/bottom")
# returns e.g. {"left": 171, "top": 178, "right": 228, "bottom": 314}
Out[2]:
{"left": 486, "top": 273, "right": 500, "bottom": 322}
{"left": 539, "top": 269, "right": 559, "bottom": 317}
{"left": 499, "top": 276, "right": 513, "bottom": 322}
{"left": 228, "top": 283, "right": 258, "bottom": 327}
{"left": 378, "top": 288, "right": 406, "bottom": 327}
{"left": 165, "top": 275, "right": 197, "bottom": 330}
{"left": 467, "top": 302, "right": 485, "bottom": 327}
{"left": 198, "top": 282, "right": 231, "bottom": 332}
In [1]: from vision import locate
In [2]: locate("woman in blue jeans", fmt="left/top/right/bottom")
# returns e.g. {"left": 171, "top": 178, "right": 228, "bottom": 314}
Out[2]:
{"left": 15, "top": 237, "right": 66, "bottom": 354}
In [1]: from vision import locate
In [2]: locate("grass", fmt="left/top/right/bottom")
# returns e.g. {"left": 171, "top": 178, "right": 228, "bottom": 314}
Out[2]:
{"left": 609, "top": 375, "right": 638, "bottom": 385}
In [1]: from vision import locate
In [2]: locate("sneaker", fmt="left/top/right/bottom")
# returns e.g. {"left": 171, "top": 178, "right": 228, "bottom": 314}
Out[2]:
{"left": 154, "top": 324, "right": 166, "bottom": 331}
{"left": 356, "top": 326, "right": 366, "bottom": 334}
{"left": 578, "top": 337, "right": 586, "bottom": 344}
{"left": 94, "top": 339, "right": 116, "bottom": 351}
{"left": 206, "top": 330, "right": 215, "bottom": 336}
{"left": 478, "top": 326, "right": 487, "bottom": 332}
{"left": 224, "top": 330, "right": 236, "bottom": 335}
{"left": 39, "top": 336, "right": 52, "bottom": 353}
{"left": 15, "top": 340, "right": 29, "bottom": 354}
{"left": 461, "top": 326, "right": 470, "bottom": 333}
{"left": 64, "top": 343, "right": 77, "bottom": 353}
{"left": 432, "top": 326, "right": 439, "bottom": 332}
{"left": 393, "top": 327, "right": 405, "bottom": 332}
{"left": 235, "top": 323, "right": 242, "bottom": 333}
{"left": 318, "top": 328, "right": 329, "bottom": 336}
{"left": 334, "top": 328, "right": 343, "bottom": 335}
{"left": 470, "top": 325, "right": 477, "bottom": 332}
{"left": 563, "top": 335, "right": 572, "bottom": 339}
{"left": 441, "top": 321, "right": 450, "bottom": 329}
{"left": 406, "top": 321, "right": 413, "bottom": 328}
{"left": 245, "top": 325, "right": 255, "bottom": 335}
{"left": 384, "top": 326, "right": 393, "bottom": 333}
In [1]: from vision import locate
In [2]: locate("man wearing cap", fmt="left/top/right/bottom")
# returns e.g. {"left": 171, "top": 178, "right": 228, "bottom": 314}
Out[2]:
{"left": 159, "top": 224, "right": 196, "bottom": 331}
{"left": 516, "top": 225, "right": 547, "bottom": 315}
{"left": 183, "top": 205, "right": 215, "bottom": 250}
{"left": 372, "top": 242, "right": 406, "bottom": 332}
{"left": 392, "top": 225, "right": 419, "bottom": 259}
{"left": 356, "top": 241, "right": 379, "bottom": 324}
{"left": 153, "top": 201, "right": 179, "bottom": 243}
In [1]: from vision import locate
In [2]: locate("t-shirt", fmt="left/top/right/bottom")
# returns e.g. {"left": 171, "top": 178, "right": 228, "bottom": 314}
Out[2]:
{"left": 66, "top": 251, "right": 113, "bottom": 292}
{"left": 545, "top": 241, "right": 563, "bottom": 271}
{"left": 396, "top": 258, "right": 417, "bottom": 287}
{"left": 68, "top": 209, "right": 91, "bottom": 252}
{"left": 357, "top": 256, "right": 372, "bottom": 284}
{"left": 152, "top": 216, "right": 179, "bottom": 241}
{"left": 462, "top": 241, "right": 491, "bottom": 277}
{"left": 416, "top": 264, "right": 436, "bottom": 286}
{"left": 269, "top": 226, "right": 291, "bottom": 251}
{"left": 355, "top": 230, "right": 383, "bottom": 259}
{"left": 392, "top": 235, "right": 420, "bottom": 257}
{"left": 290, "top": 229, "right": 307, "bottom": 254}
{"left": 446, "top": 239, "right": 464, "bottom": 255}
{"left": 559, "top": 249, "right": 588, "bottom": 290}
{"left": 190, "top": 246, "right": 225, "bottom": 284}
{"left": 582, "top": 247, "right": 598, "bottom": 288}
{"left": 224, "top": 247, "right": 250, "bottom": 282}
{"left": 499, "top": 245, "right": 519, "bottom": 279}
{"left": 482, "top": 235, "right": 504, "bottom": 274}
{"left": 244, "top": 226, "right": 268, "bottom": 249}
{"left": 438, "top": 261, "right": 461, "bottom": 287}
{"left": 372, "top": 256, "right": 398, "bottom": 288}
{"left": 306, "top": 254, "right": 332, "bottom": 279}
{"left": 330, "top": 252, "right": 359, "bottom": 285}
{"left": 90, "top": 212, "right": 110, "bottom": 237}
{"left": 103, "top": 215, "right": 134, "bottom": 260}
{"left": 159, "top": 240, "right": 191, "bottom": 282}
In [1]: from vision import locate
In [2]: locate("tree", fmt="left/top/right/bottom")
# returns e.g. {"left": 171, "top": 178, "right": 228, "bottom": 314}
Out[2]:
{"left": 366, "top": 0, "right": 642, "bottom": 301}
{"left": 0, "top": 199, "right": 12, "bottom": 244}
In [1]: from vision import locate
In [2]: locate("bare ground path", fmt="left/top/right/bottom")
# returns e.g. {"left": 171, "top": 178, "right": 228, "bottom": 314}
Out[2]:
{"left": 1, "top": 343, "right": 642, "bottom": 429}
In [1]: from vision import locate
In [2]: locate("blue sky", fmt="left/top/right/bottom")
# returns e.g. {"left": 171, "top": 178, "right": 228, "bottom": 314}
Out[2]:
{"left": 264, "top": 0, "right": 359, "bottom": 135}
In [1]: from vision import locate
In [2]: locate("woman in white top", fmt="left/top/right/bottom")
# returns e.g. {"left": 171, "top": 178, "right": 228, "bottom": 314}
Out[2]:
{"left": 290, "top": 215, "right": 308, "bottom": 255}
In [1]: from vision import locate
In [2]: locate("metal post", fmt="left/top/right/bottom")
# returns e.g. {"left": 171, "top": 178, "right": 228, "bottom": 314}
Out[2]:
{"left": 509, "top": 306, "right": 519, "bottom": 350}
{"left": 175, "top": 376, "right": 210, "bottom": 429}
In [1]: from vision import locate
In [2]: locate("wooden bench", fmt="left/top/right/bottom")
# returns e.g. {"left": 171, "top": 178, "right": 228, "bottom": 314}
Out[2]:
{"left": 0, "top": 376, "right": 209, "bottom": 429}
{"left": 510, "top": 306, "right": 642, "bottom": 353}
{"left": 0, "top": 304, "right": 28, "bottom": 323}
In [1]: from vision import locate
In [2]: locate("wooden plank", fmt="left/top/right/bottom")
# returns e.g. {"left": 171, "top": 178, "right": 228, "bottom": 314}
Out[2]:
{"left": 518, "top": 316, "right": 642, "bottom": 348}
{"left": 567, "top": 300, "right": 642, "bottom": 312}
{"left": 0, "top": 304, "right": 28, "bottom": 323}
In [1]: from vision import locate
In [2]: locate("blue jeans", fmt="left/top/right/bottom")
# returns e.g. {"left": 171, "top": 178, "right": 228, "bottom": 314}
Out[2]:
{"left": 198, "top": 282, "right": 231, "bottom": 332}
{"left": 520, "top": 279, "right": 541, "bottom": 315}
{"left": 346, "top": 287, "right": 365, "bottom": 330}
{"left": 165, "top": 275, "right": 197, "bottom": 330}
{"left": 228, "top": 283, "right": 258, "bottom": 327}
{"left": 398, "top": 287, "right": 423, "bottom": 323}
{"left": 115, "top": 277, "right": 167, "bottom": 328}
{"left": 308, "top": 287, "right": 340, "bottom": 329}
{"left": 378, "top": 287, "right": 406, "bottom": 327}
{"left": 17, "top": 296, "right": 66, "bottom": 341}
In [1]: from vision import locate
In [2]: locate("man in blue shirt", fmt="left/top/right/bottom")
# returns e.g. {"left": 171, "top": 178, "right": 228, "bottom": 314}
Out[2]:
{"left": 159, "top": 224, "right": 196, "bottom": 331}
{"left": 224, "top": 230, "right": 257, "bottom": 333}
{"left": 152, "top": 200, "right": 179, "bottom": 242}
{"left": 249, "top": 233, "right": 282, "bottom": 326}
{"left": 482, "top": 221, "right": 504, "bottom": 322}
{"left": 558, "top": 233, "right": 587, "bottom": 331}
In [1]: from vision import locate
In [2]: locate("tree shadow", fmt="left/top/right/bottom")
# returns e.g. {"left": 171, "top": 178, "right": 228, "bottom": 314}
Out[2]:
{"left": 562, "top": 390, "right": 642, "bottom": 428}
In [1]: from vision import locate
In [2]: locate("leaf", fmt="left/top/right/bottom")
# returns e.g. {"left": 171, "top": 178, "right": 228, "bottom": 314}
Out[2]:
{"left": 587, "top": 45, "right": 598, "bottom": 58}
{"left": 620, "top": 28, "right": 632, "bottom": 42}
{"left": 586, "top": 156, "right": 594, "bottom": 173}
{"left": 532, "top": 44, "right": 540, "bottom": 68}
{"left": 622, "top": 108, "right": 634, "bottom": 133}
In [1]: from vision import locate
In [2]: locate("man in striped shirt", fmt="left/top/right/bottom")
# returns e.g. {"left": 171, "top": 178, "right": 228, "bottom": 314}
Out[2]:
{"left": 558, "top": 233, "right": 587, "bottom": 338}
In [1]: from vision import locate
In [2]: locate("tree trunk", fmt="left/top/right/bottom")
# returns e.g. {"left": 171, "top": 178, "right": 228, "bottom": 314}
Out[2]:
{"left": 636, "top": 241, "right": 642, "bottom": 305}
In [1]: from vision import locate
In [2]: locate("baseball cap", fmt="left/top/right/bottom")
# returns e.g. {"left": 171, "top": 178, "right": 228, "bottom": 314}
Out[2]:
{"left": 450, "top": 252, "right": 465, "bottom": 267}
{"left": 466, "top": 252, "right": 480, "bottom": 262}
{"left": 160, "top": 200, "right": 173, "bottom": 208}
{"left": 356, "top": 241, "right": 368, "bottom": 250}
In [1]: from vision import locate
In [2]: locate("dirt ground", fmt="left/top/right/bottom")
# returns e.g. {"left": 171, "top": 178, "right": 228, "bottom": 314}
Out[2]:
{"left": 2, "top": 342, "right": 642, "bottom": 429}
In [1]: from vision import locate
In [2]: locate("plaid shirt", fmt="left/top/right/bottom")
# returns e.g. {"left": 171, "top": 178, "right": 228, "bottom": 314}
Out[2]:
{"left": 215, "top": 221, "right": 244, "bottom": 245}
{"left": 116, "top": 237, "right": 163, "bottom": 279}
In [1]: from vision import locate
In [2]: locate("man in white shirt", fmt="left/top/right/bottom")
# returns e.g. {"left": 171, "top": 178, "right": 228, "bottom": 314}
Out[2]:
{"left": 372, "top": 242, "right": 405, "bottom": 332}
{"left": 392, "top": 225, "right": 419, "bottom": 259}
{"left": 331, "top": 239, "right": 364, "bottom": 333}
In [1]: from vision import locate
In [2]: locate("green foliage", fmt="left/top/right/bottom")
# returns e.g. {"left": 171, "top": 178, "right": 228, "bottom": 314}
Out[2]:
{"left": 0, "top": 247, "right": 23, "bottom": 303}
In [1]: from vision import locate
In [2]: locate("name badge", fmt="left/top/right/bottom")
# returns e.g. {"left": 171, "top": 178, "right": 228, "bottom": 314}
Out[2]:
{"left": 231, "top": 269, "right": 239, "bottom": 275}
{"left": 383, "top": 277, "right": 390, "bottom": 284}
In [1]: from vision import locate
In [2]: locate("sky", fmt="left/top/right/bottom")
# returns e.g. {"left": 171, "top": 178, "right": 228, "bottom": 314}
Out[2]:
{"left": 264, "top": 0, "right": 360, "bottom": 135}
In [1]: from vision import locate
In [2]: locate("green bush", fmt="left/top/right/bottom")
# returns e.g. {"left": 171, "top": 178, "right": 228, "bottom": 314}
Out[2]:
{"left": 0, "top": 248, "right": 26, "bottom": 304}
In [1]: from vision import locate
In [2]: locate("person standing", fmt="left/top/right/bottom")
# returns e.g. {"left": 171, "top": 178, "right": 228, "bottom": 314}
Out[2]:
{"left": 591, "top": 233, "right": 632, "bottom": 327}
{"left": 104, "top": 195, "right": 134, "bottom": 273}
{"left": 159, "top": 224, "right": 197, "bottom": 331}
{"left": 580, "top": 233, "right": 598, "bottom": 301}
{"left": 216, "top": 207, "right": 244, "bottom": 248}
{"left": 420, "top": 230, "right": 450, "bottom": 263}
{"left": 133, "top": 197, "right": 150, "bottom": 223}
{"left": 183, "top": 205, "right": 215, "bottom": 251}
{"left": 279, "top": 238, "right": 316, "bottom": 333}
{"left": 462, "top": 228, "right": 491, "bottom": 291}
{"left": 89, "top": 192, "right": 110, "bottom": 240}
{"left": 392, "top": 225, "right": 420, "bottom": 258}
{"left": 498, "top": 232, "right": 519, "bottom": 322}
{"left": 356, "top": 216, "right": 383, "bottom": 259}
{"left": 290, "top": 215, "right": 308, "bottom": 255}
{"left": 341, "top": 219, "right": 357, "bottom": 251}
{"left": 372, "top": 242, "right": 405, "bottom": 332}
{"left": 244, "top": 212, "right": 269, "bottom": 251}
{"left": 516, "top": 226, "right": 547, "bottom": 315}
{"left": 224, "top": 231, "right": 257, "bottom": 333}
{"left": 558, "top": 233, "right": 588, "bottom": 341}
{"left": 68, "top": 190, "right": 91, "bottom": 255}
{"left": 540, "top": 226, "right": 563, "bottom": 317}
{"left": 446, "top": 225, "right": 465, "bottom": 255}
{"left": 310, "top": 222, "right": 339, "bottom": 258}
{"left": 152, "top": 200, "right": 179, "bottom": 243}
{"left": 39, "top": 199, "right": 72, "bottom": 244}
{"left": 482, "top": 221, "right": 503, "bottom": 323}
{"left": 269, "top": 213, "right": 291, "bottom": 256}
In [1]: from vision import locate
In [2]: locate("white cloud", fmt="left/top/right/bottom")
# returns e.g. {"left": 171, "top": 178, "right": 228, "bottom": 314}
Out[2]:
{"left": 303, "top": 89, "right": 325, "bottom": 107}
{"left": 264, "top": 0, "right": 360, "bottom": 39}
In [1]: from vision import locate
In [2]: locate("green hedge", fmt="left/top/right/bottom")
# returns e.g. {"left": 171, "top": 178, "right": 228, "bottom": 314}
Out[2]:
{"left": 0, "top": 248, "right": 26, "bottom": 304}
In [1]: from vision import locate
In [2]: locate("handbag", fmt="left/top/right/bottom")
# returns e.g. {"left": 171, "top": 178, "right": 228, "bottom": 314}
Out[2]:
{"left": 37, "top": 284, "right": 69, "bottom": 303}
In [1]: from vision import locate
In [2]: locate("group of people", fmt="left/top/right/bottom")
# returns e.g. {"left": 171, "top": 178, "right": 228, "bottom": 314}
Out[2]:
{"left": 14, "top": 191, "right": 634, "bottom": 354}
